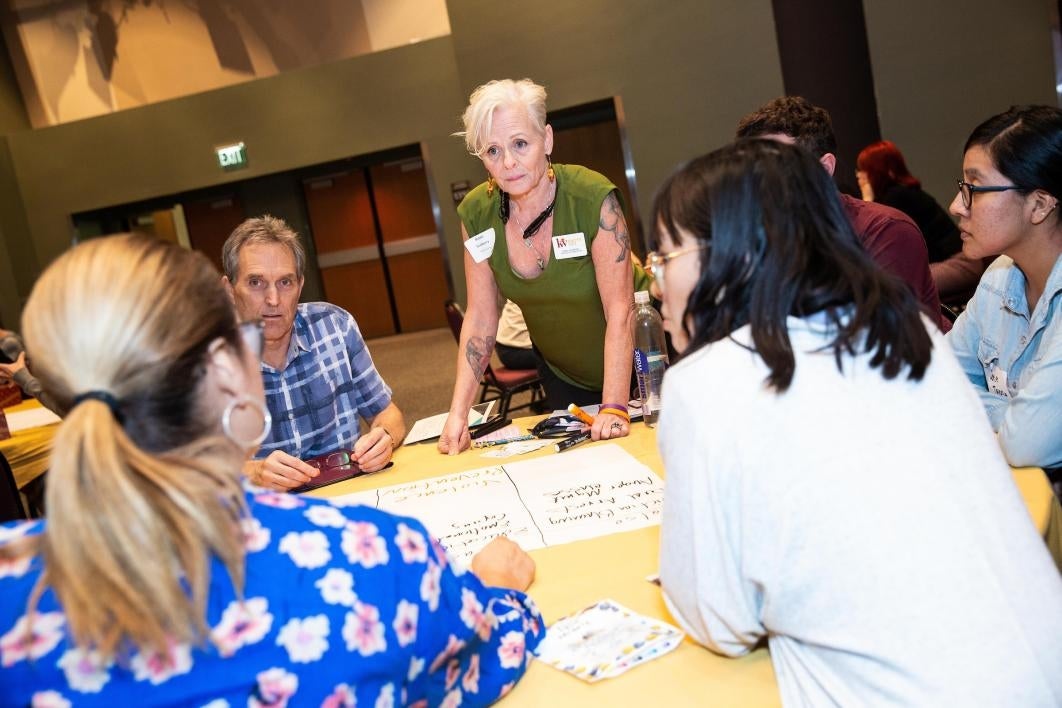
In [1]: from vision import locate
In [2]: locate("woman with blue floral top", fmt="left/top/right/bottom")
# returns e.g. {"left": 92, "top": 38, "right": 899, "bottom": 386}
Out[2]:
{"left": 0, "top": 234, "right": 542, "bottom": 706}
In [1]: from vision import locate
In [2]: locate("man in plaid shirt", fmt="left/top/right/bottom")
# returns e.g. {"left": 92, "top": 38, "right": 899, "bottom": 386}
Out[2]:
{"left": 223, "top": 216, "right": 406, "bottom": 491}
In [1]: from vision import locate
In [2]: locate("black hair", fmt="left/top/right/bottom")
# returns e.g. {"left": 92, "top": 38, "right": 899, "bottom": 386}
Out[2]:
{"left": 964, "top": 105, "right": 1062, "bottom": 210}
{"left": 735, "top": 96, "right": 837, "bottom": 158}
{"left": 652, "top": 139, "right": 932, "bottom": 392}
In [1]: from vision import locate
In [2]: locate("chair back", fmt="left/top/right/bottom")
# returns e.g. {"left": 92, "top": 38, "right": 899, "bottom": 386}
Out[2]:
{"left": 443, "top": 300, "right": 464, "bottom": 344}
{"left": 0, "top": 450, "right": 27, "bottom": 523}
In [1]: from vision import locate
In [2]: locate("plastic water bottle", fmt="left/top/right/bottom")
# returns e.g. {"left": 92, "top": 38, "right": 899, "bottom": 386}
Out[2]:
{"left": 632, "top": 290, "right": 669, "bottom": 427}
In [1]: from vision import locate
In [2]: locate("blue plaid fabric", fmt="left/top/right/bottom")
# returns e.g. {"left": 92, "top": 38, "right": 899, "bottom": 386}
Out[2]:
{"left": 256, "top": 302, "right": 392, "bottom": 460}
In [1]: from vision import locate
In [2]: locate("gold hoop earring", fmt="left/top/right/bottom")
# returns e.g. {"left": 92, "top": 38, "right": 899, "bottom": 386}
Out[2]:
{"left": 486, "top": 176, "right": 495, "bottom": 197}
{"left": 546, "top": 155, "right": 555, "bottom": 182}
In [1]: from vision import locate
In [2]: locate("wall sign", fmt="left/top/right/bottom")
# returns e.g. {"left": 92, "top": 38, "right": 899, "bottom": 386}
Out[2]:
{"left": 216, "top": 142, "right": 248, "bottom": 171}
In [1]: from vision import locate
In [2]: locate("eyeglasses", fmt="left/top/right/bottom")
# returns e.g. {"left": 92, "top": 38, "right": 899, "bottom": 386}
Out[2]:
{"left": 238, "top": 319, "right": 265, "bottom": 360}
{"left": 306, "top": 450, "right": 358, "bottom": 472}
{"left": 645, "top": 245, "right": 709, "bottom": 291}
{"left": 956, "top": 179, "right": 1023, "bottom": 209}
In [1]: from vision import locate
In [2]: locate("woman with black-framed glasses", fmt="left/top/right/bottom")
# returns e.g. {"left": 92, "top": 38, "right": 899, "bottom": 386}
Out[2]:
{"left": 946, "top": 105, "right": 1062, "bottom": 472}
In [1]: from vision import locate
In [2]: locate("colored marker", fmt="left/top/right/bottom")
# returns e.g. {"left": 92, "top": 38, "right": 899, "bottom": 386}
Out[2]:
{"left": 567, "top": 403, "right": 596, "bottom": 426}
{"left": 473, "top": 434, "right": 535, "bottom": 448}
{"left": 554, "top": 431, "right": 592, "bottom": 453}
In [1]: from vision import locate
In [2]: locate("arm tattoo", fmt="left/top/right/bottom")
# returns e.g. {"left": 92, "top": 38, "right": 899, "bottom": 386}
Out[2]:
{"left": 600, "top": 192, "right": 631, "bottom": 263}
{"left": 465, "top": 335, "right": 495, "bottom": 379}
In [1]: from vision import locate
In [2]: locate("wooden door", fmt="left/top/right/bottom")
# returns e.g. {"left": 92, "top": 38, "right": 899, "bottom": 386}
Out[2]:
{"left": 303, "top": 171, "right": 395, "bottom": 339}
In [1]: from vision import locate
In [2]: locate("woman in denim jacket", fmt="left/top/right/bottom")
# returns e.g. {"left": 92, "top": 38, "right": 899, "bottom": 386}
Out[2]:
{"left": 946, "top": 105, "right": 1062, "bottom": 470}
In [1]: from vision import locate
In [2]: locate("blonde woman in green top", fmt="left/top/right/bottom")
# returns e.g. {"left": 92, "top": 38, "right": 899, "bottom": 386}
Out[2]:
{"left": 439, "top": 79, "right": 635, "bottom": 454}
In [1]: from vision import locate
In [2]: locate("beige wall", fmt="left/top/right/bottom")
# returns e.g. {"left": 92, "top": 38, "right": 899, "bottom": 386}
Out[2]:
{"left": 447, "top": 0, "right": 784, "bottom": 256}
{"left": 864, "top": 0, "right": 1058, "bottom": 208}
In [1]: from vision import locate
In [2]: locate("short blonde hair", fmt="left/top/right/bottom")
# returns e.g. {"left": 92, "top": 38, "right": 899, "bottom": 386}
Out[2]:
{"left": 458, "top": 78, "right": 548, "bottom": 157}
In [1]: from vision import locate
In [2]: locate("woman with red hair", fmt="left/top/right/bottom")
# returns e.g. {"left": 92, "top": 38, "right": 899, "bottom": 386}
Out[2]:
{"left": 857, "top": 140, "right": 984, "bottom": 305}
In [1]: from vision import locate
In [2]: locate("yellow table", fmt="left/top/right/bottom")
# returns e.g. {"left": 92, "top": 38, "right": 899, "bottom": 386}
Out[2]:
{"left": 1, "top": 399, "right": 56, "bottom": 489}
{"left": 312, "top": 416, "right": 1060, "bottom": 706}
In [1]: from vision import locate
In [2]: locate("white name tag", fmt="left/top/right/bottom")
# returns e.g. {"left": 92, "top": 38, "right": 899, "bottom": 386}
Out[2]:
{"left": 987, "top": 365, "right": 1010, "bottom": 399}
{"left": 552, "top": 232, "right": 587, "bottom": 259}
{"left": 464, "top": 228, "right": 496, "bottom": 263}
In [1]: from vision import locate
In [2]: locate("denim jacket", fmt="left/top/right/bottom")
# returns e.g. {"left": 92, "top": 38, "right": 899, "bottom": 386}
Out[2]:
{"left": 946, "top": 254, "right": 1062, "bottom": 468}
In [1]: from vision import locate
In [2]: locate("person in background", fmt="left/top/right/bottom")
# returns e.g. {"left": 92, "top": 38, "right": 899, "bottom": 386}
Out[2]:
{"left": 0, "top": 329, "right": 61, "bottom": 414}
{"left": 653, "top": 139, "right": 1062, "bottom": 705}
{"left": 495, "top": 300, "right": 538, "bottom": 371}
{"left": 736, "top": 97, "right": 947, "bottom": 329}
{"left": 0, "top": 234, "right": 543, "bottom": 705}
{"left": 222, "top": 216, "right": 405, "bottom": 491}
{"left": 439, "top": 78, "right": 633, "bottom": 454}
{"left": 856, "top": 139, "right": 986, "bottom": 306}
{"left": 946, "top": 105, "right": 1062, "bottom": 471}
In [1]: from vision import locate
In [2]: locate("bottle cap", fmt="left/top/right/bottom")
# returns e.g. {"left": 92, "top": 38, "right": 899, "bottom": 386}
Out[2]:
{"left": 634, "top": 290, "right": 650, "bottom": 304}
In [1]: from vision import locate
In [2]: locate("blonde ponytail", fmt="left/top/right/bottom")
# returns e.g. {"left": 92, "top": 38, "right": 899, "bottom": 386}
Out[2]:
{"left": 14, "top": 235, "right": 252, "bottom": 658}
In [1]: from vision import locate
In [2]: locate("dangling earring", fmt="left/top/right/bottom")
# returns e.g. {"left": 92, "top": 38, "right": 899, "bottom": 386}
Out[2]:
{"left": 546, "top": 155, "right": 555, "bottom": 182}
{"left": 222, "top": 395, "right": 272, "bottom": 449}
{"left": 486, "top": 176, "right": 495, "bottom": 197}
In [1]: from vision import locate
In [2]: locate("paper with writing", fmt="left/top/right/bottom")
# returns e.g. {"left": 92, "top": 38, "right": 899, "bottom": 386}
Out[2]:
{"left": 329, "top": 444, "right": 664, "bottom": 562}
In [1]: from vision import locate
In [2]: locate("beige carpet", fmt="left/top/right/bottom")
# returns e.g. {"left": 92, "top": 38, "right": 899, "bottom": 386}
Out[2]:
{"left": 365, "top": 327, "right": 534, "bottom": 433}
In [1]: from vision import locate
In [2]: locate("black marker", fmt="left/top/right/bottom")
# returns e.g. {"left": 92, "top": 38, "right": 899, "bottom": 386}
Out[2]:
{"left": 554, "top": 431, "right": 592, "bottom": 453}
{"left": 470, "top": 416, "right": 512, "bottom": 440}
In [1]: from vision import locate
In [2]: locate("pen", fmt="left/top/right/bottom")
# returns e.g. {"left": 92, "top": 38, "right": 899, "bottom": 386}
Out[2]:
{"left": 473, "top": 434, "right": 535, "bottom": 448}
{"left": 554, "top": 431, "right": 592, "bottom": 453}
{"left": 567, "top": 403, "right": 596, "bottom": 426}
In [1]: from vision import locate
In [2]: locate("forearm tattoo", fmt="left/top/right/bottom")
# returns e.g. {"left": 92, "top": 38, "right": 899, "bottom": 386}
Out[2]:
{"left": 465, "top": 335, "right": 495, "bottom": 379}
{"left": 600, "top": 192, "right": 631, "bottom": 263}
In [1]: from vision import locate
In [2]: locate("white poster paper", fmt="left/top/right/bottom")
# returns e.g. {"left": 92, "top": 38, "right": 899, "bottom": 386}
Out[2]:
{"left": 330, "top": 444, "right": 663, "bottom": 561}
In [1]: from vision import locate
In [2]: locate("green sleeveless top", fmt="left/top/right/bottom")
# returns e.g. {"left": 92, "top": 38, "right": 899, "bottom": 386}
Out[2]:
{"left": 457, "top": 164, "right": 618, "bottom": 390}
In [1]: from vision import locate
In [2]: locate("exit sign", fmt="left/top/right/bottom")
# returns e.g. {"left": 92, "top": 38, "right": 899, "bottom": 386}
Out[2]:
{"left": 216, "top": 142, "right": 248, "bottom": 171}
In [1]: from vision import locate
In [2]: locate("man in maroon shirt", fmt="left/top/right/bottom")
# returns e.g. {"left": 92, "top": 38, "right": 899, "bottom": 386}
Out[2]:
{"left": 737, "top": 97, "right": 947, "bottom": 330}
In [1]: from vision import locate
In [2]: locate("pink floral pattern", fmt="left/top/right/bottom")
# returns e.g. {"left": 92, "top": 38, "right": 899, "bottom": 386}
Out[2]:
{"left": 276, "top": 615, "right": 330, "bottom": 663}
{"left": 210, "top": 598, "right": 273, "bottom": 658}
{"left": 1, "top": 612, "right": 65, "bottom": 667}
{"left": 57, "top": 647, "right": 112, "bottom": 693}
{"left": 0, "top": 554, "right": 31, "bottom": 579}
{"left": 341, "top": 522, "right": 389, "bottom": 568}
{"left": 129, "top": 640, "right": 193, "bottom": 685}
{"left": 279, "top": 530, "right": 331, "bottom": 569}
{"left": 0, "top": 496, "right": 543, "bottom": 705}
{"left": 439, "top": 688, "right": 463, "bottom": 708}
{"left": 249, "top": 667, "right": 298, "bottom": 707}
{"left": 407, "top": 655, "right": 425, "bottom": 682}
{"left": 497, "top": 631, "right": 526, "bottom": 669}
{"left": 321, "top": 682, "right": 356, "bottom": 708}
{"left": 305, "top": 505, "right": 349, "bottom": 529}
{"left": 394, "top": 523, "right": 428, "bottom": 564}
{"left": 374, "top": 682, "right": 395, "bottom": 708}
{"left": 315, "top": 568, "right": 357, "bottom": 607}
{"left": 253, "top": 493, "right": 305, "bottom": 510}
{"left": 241, "top": 517, "right": 272, "bottom": 553}
{"left": 459, "top": 588, "right": 491, "bottom": 641}
{"left": 392, "top": 599, "right": 418, "bottom": 647}
{"left": 420, "top": 560, "right": 442, "bottom": 612}
{"left": 429, "top": 635, "right": 467, "bottom": 673}
{"left": 462, "top": 654, "right": 480, "bottom": 694}
{"left": 30, "top": 690, "right": 71, "bottom": 708}
{"left": 342, "top": 601, "right": 386, "bottom": 657}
